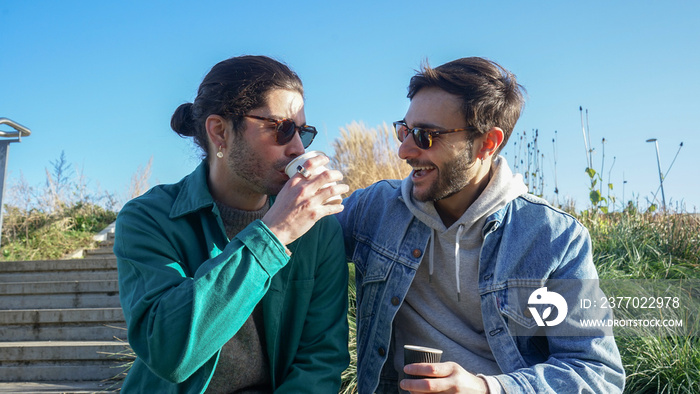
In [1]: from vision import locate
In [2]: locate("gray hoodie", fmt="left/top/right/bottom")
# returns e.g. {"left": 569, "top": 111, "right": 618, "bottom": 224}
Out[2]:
{"left": 392, "top": 156, "right": 527, "bottom": 389}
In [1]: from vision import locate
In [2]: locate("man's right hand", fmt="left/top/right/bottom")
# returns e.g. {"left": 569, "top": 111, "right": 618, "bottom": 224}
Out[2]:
{"left": 262, "top": 154, "right": 348, "bottom": 246}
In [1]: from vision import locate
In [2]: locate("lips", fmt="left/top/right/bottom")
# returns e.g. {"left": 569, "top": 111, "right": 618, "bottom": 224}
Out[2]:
{"left": 411, "top": 165, "right": 436, "bottom": 179}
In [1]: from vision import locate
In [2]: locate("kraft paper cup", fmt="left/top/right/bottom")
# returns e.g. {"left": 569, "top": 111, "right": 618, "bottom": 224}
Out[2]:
{"left": 404, "top": 345, "right": 443, "bottom": 379}
{"left": 284, "top": 151, "right": 341, "bottom": 204}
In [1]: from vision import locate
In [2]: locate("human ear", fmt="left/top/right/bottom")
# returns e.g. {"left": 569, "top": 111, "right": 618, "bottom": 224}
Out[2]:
{"left": 205, "top": 115, "right": 228, "bottom": 152}
{"left": 478, "top": 127, "right": 504, "bottom": 160}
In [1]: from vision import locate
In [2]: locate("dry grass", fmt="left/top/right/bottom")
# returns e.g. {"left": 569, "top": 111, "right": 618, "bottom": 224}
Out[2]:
{"left": 127, "top": 156, "right": 153, "bottom": 199}
{"left": 329, "top": 122, "right": 411, "bottom": 193}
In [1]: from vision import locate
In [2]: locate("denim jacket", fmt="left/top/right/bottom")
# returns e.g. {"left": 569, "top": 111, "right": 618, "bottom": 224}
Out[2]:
{"left": 337, "top": 180, "right": 625, "bottom": 394}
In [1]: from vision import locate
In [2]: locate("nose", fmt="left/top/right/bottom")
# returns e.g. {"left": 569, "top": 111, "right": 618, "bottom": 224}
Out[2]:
{"left": 285, "top": 130, "right": 306, "bottom": 157}
{"left": 398, "top": 133, "right": 421, "bottom": 160}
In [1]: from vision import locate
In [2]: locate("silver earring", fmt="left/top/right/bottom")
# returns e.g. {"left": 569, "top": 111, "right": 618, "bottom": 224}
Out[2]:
{"left": 216, "top": 145, "right": 224, "bottom": 159}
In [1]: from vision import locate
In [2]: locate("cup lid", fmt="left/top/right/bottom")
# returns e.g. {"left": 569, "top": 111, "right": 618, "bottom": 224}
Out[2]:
{"left": 404, "top": 345, "right": 443, "bottom": 354}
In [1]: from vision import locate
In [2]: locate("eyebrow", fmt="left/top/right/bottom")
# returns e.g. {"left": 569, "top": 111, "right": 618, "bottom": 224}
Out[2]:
{"left": 405, "top": 120, "right": 449, "bottom": 130}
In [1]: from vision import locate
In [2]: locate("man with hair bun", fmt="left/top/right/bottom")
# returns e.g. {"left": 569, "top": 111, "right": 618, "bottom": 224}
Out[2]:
{"left": 115, "top": 55, "right": 350, "bottom": 393}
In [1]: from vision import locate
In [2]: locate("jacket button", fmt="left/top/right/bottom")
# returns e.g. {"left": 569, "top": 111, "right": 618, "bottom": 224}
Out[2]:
{"left": 412, "top": 249, "right": 422, "bottom": 258}
{"left": 378, "top": 347, "right": 386, "bottom": 357}
{"left": 391, "top": 296, "right": 400, "bottom": 306}
{"left": 489, "top": 328, "right": 504, "bottom": 336}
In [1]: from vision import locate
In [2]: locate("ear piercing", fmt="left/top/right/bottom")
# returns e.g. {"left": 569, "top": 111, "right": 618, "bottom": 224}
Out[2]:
{"left": 216, "top": 145, "right": 224, "bottom": 159}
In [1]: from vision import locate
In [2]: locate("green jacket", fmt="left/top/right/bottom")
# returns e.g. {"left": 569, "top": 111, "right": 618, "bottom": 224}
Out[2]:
{"left": 115, "top": 161, "right": 349, "bottom": 393}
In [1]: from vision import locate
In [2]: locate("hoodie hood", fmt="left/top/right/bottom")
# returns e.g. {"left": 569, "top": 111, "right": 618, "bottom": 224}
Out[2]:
{"left": 401, "top": 155, "right": 527, "bottom": 300}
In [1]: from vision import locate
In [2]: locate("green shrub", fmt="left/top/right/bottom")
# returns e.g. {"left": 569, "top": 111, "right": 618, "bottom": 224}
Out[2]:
{"left": 0, "top": 202, "right": 117, "bottom": 260}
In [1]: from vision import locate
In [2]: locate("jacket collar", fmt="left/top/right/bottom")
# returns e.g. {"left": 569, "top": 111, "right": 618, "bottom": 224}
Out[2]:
{"left": 169, "top": 160, "right": 278, "bottom": 220}
{"left": 170, "top": 160, "right": 216, "bottom": 219}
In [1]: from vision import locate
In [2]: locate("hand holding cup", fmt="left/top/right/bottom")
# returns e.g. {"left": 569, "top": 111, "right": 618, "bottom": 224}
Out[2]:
{"left": 262, "top": 151, "right": 347, "bottom": 246}
{"left": 284, "top": 151, "right": 342, "bottom": 204}
{"left": 404, "top": 345, "right": 443, "bottom": 379}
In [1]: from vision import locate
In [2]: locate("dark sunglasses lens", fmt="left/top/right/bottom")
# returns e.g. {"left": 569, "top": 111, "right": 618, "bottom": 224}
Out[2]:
{"left": 414, "top": 129, "right": 431, "bottom": 149}
{"left": 394, "top": 123, "right": 407, "bottom": 142}
{"left": 300, "top": 127, "right": 317, "bottom": 148}
{"left": 276, "top": 119, "right": 297, "bottom": 145}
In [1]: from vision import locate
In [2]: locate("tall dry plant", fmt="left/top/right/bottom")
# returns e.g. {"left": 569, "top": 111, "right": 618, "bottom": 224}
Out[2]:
{"left": 329, "top": 122, "right": 411, "bottom": 194}
{"left": 127, "top": 156, "right": 153, "bottom": 199}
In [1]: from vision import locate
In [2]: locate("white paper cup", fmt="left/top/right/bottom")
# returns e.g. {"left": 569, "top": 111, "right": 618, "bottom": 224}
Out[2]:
{"left": 404, "top": 345, "right": 443, "bottom": 379}
{"left": 284, "top": 151, "right": 341, "bottom": 204}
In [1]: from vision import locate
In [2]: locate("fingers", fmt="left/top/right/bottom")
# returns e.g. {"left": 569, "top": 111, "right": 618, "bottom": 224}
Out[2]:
{"left": 289, "top": 154, "right": 328, "bottom": 181}
{"left": 288, "top": 155, "right": 346, "bottom": 203}
{"left": 263, "top": 155, "right": 346, "bottom": 245}
{"left": 319, "top": 182, "right": 350, "bottom": 204}
{"left": 296, "top": 164, "right": 311, "bottom": 179}
{"left": 400, "top": 362, "right": 489, "bottom": 394}
{"left": 404, "top": 362, "right": 450, "bottom": 379}
{"left": 401, "top": 362, "right": 451, "bottom": 393}
{"left": 300, "top": 153, "right": 329, "bottom": 173}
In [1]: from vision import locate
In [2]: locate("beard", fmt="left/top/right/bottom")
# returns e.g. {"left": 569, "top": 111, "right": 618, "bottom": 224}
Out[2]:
{"left": 226, "top": 135, "right": 289, "bottom": 196}
{"left": 412, "top": 142, "right": 477, "bottom": 202}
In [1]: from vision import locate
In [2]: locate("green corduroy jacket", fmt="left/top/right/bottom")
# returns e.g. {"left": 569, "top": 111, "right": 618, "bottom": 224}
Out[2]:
{"left": 114, "top": 161, "right": 349, "bottom": 393}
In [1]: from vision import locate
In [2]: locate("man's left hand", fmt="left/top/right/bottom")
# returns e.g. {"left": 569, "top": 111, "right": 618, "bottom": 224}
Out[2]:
{"left": 400, "top": 362, "right": 490, "bottom": 394}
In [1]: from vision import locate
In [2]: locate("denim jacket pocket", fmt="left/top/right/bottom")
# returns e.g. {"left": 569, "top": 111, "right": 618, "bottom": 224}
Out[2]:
{"left": 353, "top": 240, "right": 395, "bottom": 283}
{"left": 497, "top": 280, "right": 549, "bottom": 335}
{"left": 495, "top": 282, "right": 552, "bottom": 365}
{"left": 352, "top": 240, "right": 397, "bottom": 321}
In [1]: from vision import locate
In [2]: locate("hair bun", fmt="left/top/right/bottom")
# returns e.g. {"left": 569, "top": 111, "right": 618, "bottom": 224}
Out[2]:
{"left": 171, "top": 103, "right": 196, "bottom": 137}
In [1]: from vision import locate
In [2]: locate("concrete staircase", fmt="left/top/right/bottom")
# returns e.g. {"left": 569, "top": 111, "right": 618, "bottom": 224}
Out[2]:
{"left": 0, "top": 224, "right": 129, "bottom": 393}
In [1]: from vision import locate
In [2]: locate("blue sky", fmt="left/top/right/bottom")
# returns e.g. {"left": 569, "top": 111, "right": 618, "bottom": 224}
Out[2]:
{"left": 1, "top": 0, "right": 698, "bottom": 211}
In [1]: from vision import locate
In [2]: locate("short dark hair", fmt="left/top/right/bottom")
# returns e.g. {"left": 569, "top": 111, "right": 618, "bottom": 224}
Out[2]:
{"left": 407, "top": 57, "right": 525, "bottom": 152}
{"left": 170, "top": 55, "right": 304, "bottom": 159}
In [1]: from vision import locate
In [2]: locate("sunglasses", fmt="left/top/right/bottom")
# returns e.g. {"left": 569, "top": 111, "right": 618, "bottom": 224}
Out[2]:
{"left": 393, "top": 120, "right": 478, "bottom": 150}
{"left": 244, "top": 115, "right": 317, "bottom": 148}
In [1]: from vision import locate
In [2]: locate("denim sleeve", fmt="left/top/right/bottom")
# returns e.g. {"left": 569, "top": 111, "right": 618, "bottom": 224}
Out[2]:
{"left": 492, "top": 225, "right": 626, "bottom": 393}
{"left": 336, "top": 188, "right": 364, "bottom": 261}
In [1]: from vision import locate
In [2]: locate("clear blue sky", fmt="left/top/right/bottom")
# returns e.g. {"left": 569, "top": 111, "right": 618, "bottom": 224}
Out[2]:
{"left": 2, "top": 0, "right": 698, "bottom": 212}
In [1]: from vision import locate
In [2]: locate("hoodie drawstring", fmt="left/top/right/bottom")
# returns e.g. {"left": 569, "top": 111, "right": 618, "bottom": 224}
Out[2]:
{"left": 455, "top": 224, "right": 465, "bottom": 302}
{"left": 428, "top": 229, "right": 435, "bottom": 283}
{"left": 428, "top": 225, "right": 465, "bottom": 301}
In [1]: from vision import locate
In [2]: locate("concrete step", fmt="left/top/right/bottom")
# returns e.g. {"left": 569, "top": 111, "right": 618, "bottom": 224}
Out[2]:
{"left": 0, "top": 307, "right": 124, "bottom": 325}
{"left": 0, "top": 280, "right": 119, "bottom": 295}
{"left": 0, "top": 271, "right": 118, "bottom": 283}
{"left": 2, "top": 323, "right": 126, "bottom": 342}
{"left": 0, "top": 222, "right": 129, "bottom": 385}
{"left": 0, "top": 364, "right": 127, "bottom": 383}
{"left": 84, "top": 246, "right": 114, "bottom": 256}
{"left": 0, "top": 381, "right": 121, "bottom": 393}
{"left": 0, "top": 341, "right": 129, "bottom": 362}
{"left": 0, "top": 258, "right": 118, "bottom": 283}
{"left": 64, "top": 230, "right": 115, "bottom": 259}
{"left": 0, "top": 257, "right": 117, "bottom": 275}
{"left": 0, "top": 293, "right": 121, "bottom": 310}
{"left": 0, "top": 341, "right": 131, "bottom": 382}
{"left": 0, "top": 308, "right": 126, "bottom": 341}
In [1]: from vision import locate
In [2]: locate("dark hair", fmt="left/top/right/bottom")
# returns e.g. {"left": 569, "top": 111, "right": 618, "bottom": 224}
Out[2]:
{"left": 407, "top": 57, "right": 525, "bottom": 152}
{"left": 171, "top": 55, "right": 304, "bottom": 158}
